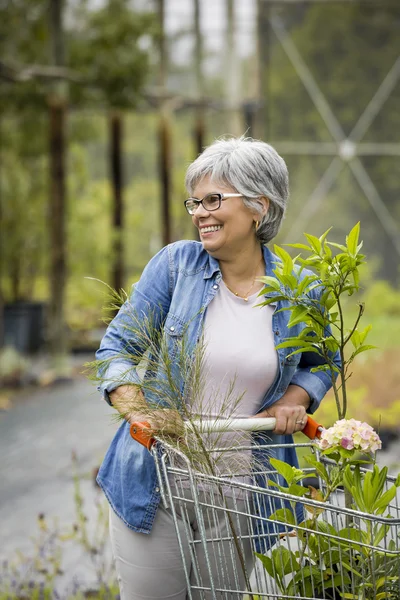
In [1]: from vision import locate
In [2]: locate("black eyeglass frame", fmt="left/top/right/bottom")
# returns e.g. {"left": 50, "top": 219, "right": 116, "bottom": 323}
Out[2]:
{"left": 184, "top": 192, "right": 243, "bottom": 215}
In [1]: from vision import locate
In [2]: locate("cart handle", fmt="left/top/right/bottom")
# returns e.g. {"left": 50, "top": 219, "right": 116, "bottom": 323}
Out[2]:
{"left": 130, "top": 415, "right": 323, "bottom": 449}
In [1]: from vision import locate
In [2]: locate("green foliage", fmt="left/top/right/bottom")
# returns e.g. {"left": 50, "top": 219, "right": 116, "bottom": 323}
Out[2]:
{"left": 257, "top": 448, "right": 400, "bottom": 599}
{"left": 256, "top": 224, "right": 400, "bottom": 596}
{"left": 259, "top": 223, "right": 374, "bottom": 419}
{"left": 68, "top": 0, "right": 156, "bottom": 108}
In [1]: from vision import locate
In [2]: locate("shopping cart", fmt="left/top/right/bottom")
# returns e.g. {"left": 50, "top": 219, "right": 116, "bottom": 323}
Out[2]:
{"left": 130, "top": 417, "right": 400, "bottom": 600}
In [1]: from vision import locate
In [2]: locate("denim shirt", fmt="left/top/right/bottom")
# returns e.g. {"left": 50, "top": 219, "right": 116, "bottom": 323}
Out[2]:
{"left": 96, "top": 241, "right": 339, "bottom": 551}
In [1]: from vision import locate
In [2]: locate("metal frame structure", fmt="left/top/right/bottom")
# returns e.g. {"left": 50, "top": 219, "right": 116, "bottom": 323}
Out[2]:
{"left": 260, "top": 6, "right": 400, "bottom": 256}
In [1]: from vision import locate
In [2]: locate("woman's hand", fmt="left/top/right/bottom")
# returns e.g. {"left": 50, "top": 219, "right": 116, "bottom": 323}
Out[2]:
{"left": 110, "top": 385, "right": 184, "bottom": 436}
{"left": 254, "top": 384, "right": 310, "bottom": 435}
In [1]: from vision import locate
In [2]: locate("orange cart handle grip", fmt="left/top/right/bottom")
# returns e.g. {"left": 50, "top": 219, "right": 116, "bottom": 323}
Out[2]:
{"left": 130, "top": 421, "right": 155, "bottom": 450}
{"left": 302, "top": 416, "right": 324, "bottom": 440}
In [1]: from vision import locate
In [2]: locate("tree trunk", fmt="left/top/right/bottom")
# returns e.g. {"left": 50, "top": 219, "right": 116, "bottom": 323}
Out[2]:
{"left": 0, "top": 160, "right": 3, "bottom": 349}
{"left": 48, "top": 97, "right": 67, "bottom": 363}
{"left": 48, "top": 0, "right": 67, "bottom": 369}
{"left": 159, "top": 109, "right": 172, "bottom": 246}
{"left": 157, "top": 0, "right": 172, "bottom": 246}
{"left": 110, "top": 111, "right": 124, "bottom": 292}
{"left": 193, "top": 0, "right": 205, "bottom": 157}
{"left": 225, "top": 0, "right": 241, "bottom": 136}
{"left": 256, "top": 0, "right": 271, "bottom": 140}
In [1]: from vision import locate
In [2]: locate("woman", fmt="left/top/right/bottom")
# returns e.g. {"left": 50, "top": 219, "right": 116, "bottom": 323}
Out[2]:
{"left": 96, "top": 136, "right": 339, "bottom": 599}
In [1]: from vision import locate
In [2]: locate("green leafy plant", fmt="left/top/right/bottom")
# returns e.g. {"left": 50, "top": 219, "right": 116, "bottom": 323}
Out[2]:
{"left": 256, "top": 426, "right": 400, "bottom": 599}
{"left": 255, "top": 225, "right": 400, "bottom": 599}
{"left": 258, "top": 222, "right": 372, "bottom": 420}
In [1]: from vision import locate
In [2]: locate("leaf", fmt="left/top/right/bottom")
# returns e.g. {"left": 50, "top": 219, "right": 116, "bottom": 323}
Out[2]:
{"left": 288, "top": 306, "right": 310, "bottom": 328}
{"left": 254, "top": 553, "right": 275, "bottom": 578}
{"left": 304, "top": 233, "right": 322, "bottom": 255}
{"left": 274, "top": 547, "right": 300, "bottom": 576}
{"left": 350, "top": 329, "right": 361, "bottom": 348}
{"left": 304, "top": 455, "right": 329, "bottom": 483}
{"left": 271, "top": 508, "right": 296, "bottom": 526}
{"left": 256, "top": 295, "right": 287, "bottom": 306}
{"left": 288, "top": 347, "right": 322, "bottom": 357}
{"left": 274, "top": 244, "right": 294, "bottom": 276}
{"left": 319, "top": 227, "right": 333, "bottom": 245}
{"left": 258, "top": 275, "right": 281, "bottom": 291}
{"left": 286, "top": 242, "right": 312, "bottom": 251}
{"left": 346, "top": 222, "right": 360, "bottom": 256}
{"left": 359, "top": 324, "right": 372, "bottom": 345}
{"left": 351, "top": 344, "right": 377, "bottom": 359}
{"left": 372, "top": 485, "right": 397, "bottom": 514}
{"left": 327, "top": 241, "right": 347, "bottom": 251}
{"left": 269, "top": 457, "right": 297, "bottom": 485}
{"left": 275, "top": 339, "right": 315, "bottom": 349}
{"left": 304, "top": 486, "right": 326, "bottom": 516}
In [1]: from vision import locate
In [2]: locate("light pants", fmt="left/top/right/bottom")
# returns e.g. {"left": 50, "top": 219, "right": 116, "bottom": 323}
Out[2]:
{"left": 108, "top": 488, "right": 254, "bottom": 600}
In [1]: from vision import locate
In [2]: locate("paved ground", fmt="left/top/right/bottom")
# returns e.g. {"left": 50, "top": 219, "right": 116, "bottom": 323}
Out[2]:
{"left": 0, "top": 372, "right": 117, "bottom": 590}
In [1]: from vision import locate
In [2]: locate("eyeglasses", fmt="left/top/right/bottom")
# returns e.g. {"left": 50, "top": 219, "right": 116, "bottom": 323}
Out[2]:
{"left": 184, "top": 192, "right": 243, "bottom": 215}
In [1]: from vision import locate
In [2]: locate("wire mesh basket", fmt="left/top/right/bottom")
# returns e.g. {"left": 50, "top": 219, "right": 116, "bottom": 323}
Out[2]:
{"left": 131, "top": 418, "right": 400, "bottom": 599}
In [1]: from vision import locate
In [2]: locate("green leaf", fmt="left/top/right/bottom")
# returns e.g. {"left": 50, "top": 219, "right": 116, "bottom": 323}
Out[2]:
{"left": 304, "top": 233, "right": 322, "bottom": 255}
{"left": 327, "top": 241, "right": 347, "bottom": 251}
{"left": 271, "top": 508, "right": 296, "bottom": 525}
{"left": 258, "top": 275, "right": 281, "bottom": 291}
{"left": 372, "top": 485, "right": 397, "bottom": 514}
{"left": 274, "top": 244, "right": 294, "bottom": 276}
{"left": 346, "top": 222, "right": 360, "bottom": 256}
{"left": 254, "top": 553, "right": 275, "bottom": 578}
{"left": 359, "top": 324, "right": 372, "bottom": 344}
{"left": 288, "top": 305, "right": 310, "bottom": 328}
{"left": 275, "top": 339, "right": 315, "bottom": 349}
{"left": 269, "top": 457, "right": 297, "bottom": 485}
{"left": 350, "top": 329, "right": 361, "bottom": 348}
{"left": 305, "top": 455, "right": 329, "bottom": 483}
{"left": 319, "top": 227, "right": 333, "bottom": 245}
{"left": 256, "top": 295, "right": 287, "bottom": 306}
{"left": 287, "top": 347, "right": 322, "bottom": 357}
{"left": 286, "top": 242, "right": 312, "bottom": 251}
{"left": 272, "top": 546, "right": 299, "bottom": 577}
{"left": 352, "top": 344, "right": 377, "bottom": 358}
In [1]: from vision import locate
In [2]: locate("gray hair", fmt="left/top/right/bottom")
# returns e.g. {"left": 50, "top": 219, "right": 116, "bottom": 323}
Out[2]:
{"left": 185, "top": 136, "right": 289, "bottom": 244}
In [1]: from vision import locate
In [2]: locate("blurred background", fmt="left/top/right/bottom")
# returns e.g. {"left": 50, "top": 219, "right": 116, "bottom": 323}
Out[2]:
{"left": 0, "top": 0, "right": 400, "bottom": 598}
{"left": 0, "top": 0, "right": 400, "bottom": 592}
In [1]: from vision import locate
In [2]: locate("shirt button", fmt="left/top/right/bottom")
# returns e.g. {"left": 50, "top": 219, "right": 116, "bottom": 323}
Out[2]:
{"left": 155, "top": 486, "right": 160, "bottom": 493}
{"left": 213, "top": 284, "right": 218, "bottom": 289}
{"left": 170, "top": 326, "right": 175, "bottom": 332}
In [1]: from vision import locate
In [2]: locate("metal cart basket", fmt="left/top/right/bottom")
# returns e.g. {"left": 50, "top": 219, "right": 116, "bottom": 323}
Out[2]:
{"left": 130, "top": 418, "right": 400, "bottom": 600}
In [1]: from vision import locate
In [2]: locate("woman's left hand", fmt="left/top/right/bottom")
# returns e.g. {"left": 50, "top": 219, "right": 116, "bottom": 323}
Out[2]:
{"left": 254, "top": 384, "right": 311, "bottom": 435}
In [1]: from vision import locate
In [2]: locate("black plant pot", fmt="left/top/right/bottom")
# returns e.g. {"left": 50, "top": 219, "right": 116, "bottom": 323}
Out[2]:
{"left": 4, "top": 302, "right": 47, "bottom": 354}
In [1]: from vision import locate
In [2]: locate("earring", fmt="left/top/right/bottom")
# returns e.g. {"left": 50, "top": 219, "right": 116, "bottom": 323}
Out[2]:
{"left": 255, "top": 220, "right": 260, "bottom": 231}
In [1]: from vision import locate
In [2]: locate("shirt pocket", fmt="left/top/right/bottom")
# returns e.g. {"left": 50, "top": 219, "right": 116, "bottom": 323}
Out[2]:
{"left": 163, "top": 313, "right": 185, "bottom": 361}
{"left": 276, "top": 352, "right": 301, "bottom": 395}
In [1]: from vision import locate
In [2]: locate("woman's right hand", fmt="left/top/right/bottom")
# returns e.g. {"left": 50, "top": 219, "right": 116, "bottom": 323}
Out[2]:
{"left": 110, "top": 385, "right": 184, "bottom": 437}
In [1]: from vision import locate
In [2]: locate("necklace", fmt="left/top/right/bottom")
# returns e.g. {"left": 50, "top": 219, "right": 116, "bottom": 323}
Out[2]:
{"left": 223, "top": 257, "right": 264, "bottom": 302}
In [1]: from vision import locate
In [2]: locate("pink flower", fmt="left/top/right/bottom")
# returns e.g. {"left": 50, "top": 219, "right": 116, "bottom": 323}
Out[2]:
{"left": 340, "top": 437, "right": 354, "bottom": 450}
{"left": 318, "top": 419, "right": 382, "bottom": 454}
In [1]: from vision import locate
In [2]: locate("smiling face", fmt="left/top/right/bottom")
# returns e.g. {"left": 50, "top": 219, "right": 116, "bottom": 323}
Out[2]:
{"left": 191, "top": 176, "right": 259, "bottom": 260}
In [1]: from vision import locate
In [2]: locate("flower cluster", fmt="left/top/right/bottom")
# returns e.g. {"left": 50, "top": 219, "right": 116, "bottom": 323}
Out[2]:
{"left": 319, "top": 418, "right": 382, "bottom": 454}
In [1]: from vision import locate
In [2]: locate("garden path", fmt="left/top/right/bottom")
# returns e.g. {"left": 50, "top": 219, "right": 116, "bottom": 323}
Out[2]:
{"left": 0, "top": 371, "right": 116, "bottom": 589}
